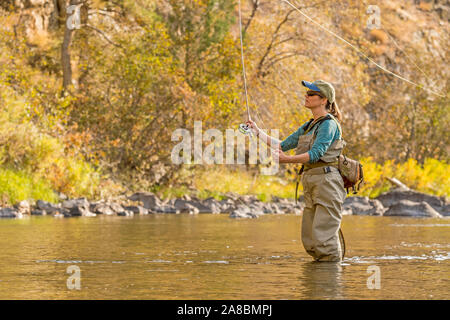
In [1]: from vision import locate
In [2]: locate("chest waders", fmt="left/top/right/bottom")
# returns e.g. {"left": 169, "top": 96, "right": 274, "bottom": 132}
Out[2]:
{"left": 295, "top": 114, "right": 346, "bottom": 261}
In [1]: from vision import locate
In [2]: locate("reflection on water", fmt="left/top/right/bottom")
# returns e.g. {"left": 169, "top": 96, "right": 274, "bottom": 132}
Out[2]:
{"left": 0, "top": 214, "right": 448, "bottom": 299}
{"left": 298, "top": 262, "right": 344, "bottom": 299}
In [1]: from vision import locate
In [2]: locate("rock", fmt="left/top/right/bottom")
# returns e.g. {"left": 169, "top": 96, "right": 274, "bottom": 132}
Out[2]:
{"left": 109, "top": 202, "right": 125, "bottom": 214}
{"left": 185, "top": 204, "right": 199, "bottom": 215}
{"left": 128, "top": 192, "right": 162, "bottom": 210}
{"left": 60, "top": 209, "right": 72, "bottom": 218}
{"left": 443, "top": 204, "right": 450, "bottom": 217}
{"left": 14, "top": 200, "right": 31, "bottom": 215}
{"left": 123, "top": 205, "right": 149, "bottom": 215}
{"left": 117, "top": 210, "right": 134, "bottom": 217}
{"left": 202, "top": 197, "right": 222, "bottom": 214}
{"left": 31, "top": 209, "right": 47, "bottom": 216}
{"left": 343, "top": 197, "right": 385, "bottom": 216}
{"left": 223, "top": 192, "right": 241, "bottom": 201}
{"left": 276, "top": 200, "right": 300, "bottom": 214}
{"left": 36, "top": 200, "right": 61, "bottom": 214}
{"left": 383, "top": 200, "right": 442, "bottom": 217}
{"left": 90, "top": 202, "right": 115, "bottom": 215}
{"left": 62, "top": 198, "right": 89, "bottom": 208}
{"left": 174, "top": 199, "right": 215, "bottom": 213}
{"left": 376, "top": 189, "right": 448, "bottom": 216}
{"left": 219, "top": 199, "right": 237, "bottom": 213}
{"left": 83, "top": 211, "right": 97, "bottom": 217}
{"left": 229, "top": 205, "right": 263, "bottom": 219}
{"left": 248, "top": 203, "right": 265, "bottom": 216}
{"left": 153, "top": 205, "right": 180, "bottom": 214}
{"left": 62, "top": 198, "right": 94, "bottom": 216}
{"left": 173, "top": 198, "right": 222, "bottom": 213}
{"left": 0, "top": 207, "right": 22, "bottom": 218}
{"left": 240, "top": 195, "right": 259, "bottom": 204}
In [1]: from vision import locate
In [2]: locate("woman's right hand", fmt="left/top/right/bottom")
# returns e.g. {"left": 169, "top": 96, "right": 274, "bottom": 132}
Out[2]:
{"left": 246, "top": 119, "right": 259, "bottom": 131}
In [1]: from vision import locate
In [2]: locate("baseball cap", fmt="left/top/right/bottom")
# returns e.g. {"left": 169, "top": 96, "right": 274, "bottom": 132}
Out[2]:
{"left": 302, "top": 80, "right": 335, "bottom": 103}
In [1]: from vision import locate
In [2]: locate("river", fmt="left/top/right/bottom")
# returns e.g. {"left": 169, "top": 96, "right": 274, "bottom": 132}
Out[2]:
{"left": 0, "top": 214, "right": 448, "bottom": 299}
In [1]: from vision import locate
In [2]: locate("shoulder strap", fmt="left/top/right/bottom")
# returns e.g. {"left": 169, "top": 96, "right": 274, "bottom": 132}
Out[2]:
{"left": 307, "top": 114, "right": 344, "bottom": 140}
{"left": 304, "top": 114, "right": 331, "bottom": 135}
{"left": 304, "top": 115, "right": 329, "bottom": 135}
{"left": 303, "top": 119, "right": 314, "bottom": 133}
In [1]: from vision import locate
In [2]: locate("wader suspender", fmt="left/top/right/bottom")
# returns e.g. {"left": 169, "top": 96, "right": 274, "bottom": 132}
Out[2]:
{"left": 294, "top": 115, "right": 331, "bottom": 205}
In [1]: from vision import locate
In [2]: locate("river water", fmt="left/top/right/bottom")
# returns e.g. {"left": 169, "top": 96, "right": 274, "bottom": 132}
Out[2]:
{"left": 0, "top": 214, "right": 448, "bottom": 300}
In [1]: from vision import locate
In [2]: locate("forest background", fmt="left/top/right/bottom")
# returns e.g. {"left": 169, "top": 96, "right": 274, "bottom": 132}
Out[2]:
{"left": 0, "top": 0, "right": 448, "bottom": 205}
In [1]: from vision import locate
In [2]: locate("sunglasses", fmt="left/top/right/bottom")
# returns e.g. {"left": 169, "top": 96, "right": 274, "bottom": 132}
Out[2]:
{"left": 306, "top": 91, "right": 324, "bottom": 97}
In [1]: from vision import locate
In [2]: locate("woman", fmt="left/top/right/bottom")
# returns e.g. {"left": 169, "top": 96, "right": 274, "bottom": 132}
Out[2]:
{"left": 247, "top": 79, "right": 346, "bottom": 262}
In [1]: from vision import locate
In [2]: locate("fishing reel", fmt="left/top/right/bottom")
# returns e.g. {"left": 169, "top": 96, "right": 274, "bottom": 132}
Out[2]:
{"left": 238, "top": 123, "right": 253, "bottom": 137}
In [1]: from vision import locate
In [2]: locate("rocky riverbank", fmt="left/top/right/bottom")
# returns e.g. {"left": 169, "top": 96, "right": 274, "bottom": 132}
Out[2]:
{"left": 0, "top": 188, "right": 448, "bottom": 219}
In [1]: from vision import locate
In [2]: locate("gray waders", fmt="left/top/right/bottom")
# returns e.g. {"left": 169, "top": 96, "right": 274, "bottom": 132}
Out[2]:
{"left": 295, "top": 114, "right": 347, "bottom": 262}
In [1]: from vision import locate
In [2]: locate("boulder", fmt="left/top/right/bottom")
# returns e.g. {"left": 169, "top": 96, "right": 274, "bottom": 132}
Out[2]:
{"left": 223, "top": 192, "right": 241, "bottom": 201}
{"left": 174, "top": 199, "right": 211, "bottom": 213}
{"left": 90, "top": 202, "right": 115, "bottom": 215}
{"left": 0, "top": 207, "right": 22, "bottom": 218}
{"left": 262, "top": 202, "right": 284, "bottom": 214}
{"left": 185, "top": 204, "right": 199, "bottom": 215}
{"left": 62, "top": 198, "right": 95, "bottom": 216}
{"left": 240, "top": 195, "right": 259, "bottom": 204}
{"left": 201, "top": 197, "right": 222, "bottom": 214}
{"left": 117, "top": 210, "right": 134, "bottom": 217}
{"left": 383, "top": 200, "right": 442, "bottom": 217}
{"left": 128, "top": 192, "right": 161, "bottom": 210}
{"left": 343, "top": 197, "right": 385, "bottom": 216}
{"left": 123, "top": 205, "right": 149, "bottom": 215}
{"left": 443, "top": 204, "right": 450, "bottom": 217}
{"left": 219, "top": 199, "right": 237, "bottom": 213}
{"left": 36, "top": 200, "right": 61, "bottom": 214}
{"left": 14, "top": 200, "right": 31, "bottom": 215}
{"left": 229, "top": 205, "right": 261, "bottom": 219}
{"left": 155, "top": 206, "right": 180, "bottom": 214}
{"left": 376, "top": 189, "right": 448, "bottom": 216}
{"left": 31, "top": 209, "right": 47, "bottom": 216}
{"left": 109, "top": 202, "right": 125, "bottom": 214}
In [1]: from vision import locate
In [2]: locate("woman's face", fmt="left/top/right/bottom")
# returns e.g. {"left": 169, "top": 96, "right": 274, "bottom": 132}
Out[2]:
{"left": 304, "top": 91, "right": 327, "bottom": 109}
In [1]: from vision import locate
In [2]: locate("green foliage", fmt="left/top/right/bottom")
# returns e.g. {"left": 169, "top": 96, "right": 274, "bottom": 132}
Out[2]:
{"left": 0, "top": 72, "right": 101, "bottom": 204}
{"left": 0, "top": 167, "right": 58, "bottom": 205}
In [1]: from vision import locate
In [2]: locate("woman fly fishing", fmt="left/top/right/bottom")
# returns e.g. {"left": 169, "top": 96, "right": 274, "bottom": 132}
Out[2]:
{"left": 246, "top": 80, "right": 346, "bottom": 262}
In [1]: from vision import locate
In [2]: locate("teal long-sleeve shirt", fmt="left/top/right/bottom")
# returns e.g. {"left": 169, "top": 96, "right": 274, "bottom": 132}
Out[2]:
{"left": 280, "top": 115, "right": 341, "bottom": 164}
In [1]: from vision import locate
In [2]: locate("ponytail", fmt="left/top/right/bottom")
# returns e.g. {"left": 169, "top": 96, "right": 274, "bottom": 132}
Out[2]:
{"left": 326, "top": 100, "right": 342, "bottom": 122}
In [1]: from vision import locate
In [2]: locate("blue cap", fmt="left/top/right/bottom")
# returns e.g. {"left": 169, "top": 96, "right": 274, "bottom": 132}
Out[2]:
{"left": 301, "top": 80, "right": 321, "bottom": 92}
{"left": 302, "top": 80, "right": 336, "bottom": 103}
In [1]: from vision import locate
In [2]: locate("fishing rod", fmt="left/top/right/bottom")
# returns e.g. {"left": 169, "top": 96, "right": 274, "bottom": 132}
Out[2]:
{"left": 237, "top": 0, "right": 253, "bottom": 136}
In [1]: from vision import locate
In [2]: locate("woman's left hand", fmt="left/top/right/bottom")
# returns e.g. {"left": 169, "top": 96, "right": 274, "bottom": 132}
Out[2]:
{"left": 272, "top": 147, "right": 291, "bottom": 163}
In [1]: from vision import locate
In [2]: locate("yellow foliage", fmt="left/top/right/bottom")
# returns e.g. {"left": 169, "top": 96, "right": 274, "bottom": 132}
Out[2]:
{"left": 358, "top": 157, "right": 449, "bottom": 198}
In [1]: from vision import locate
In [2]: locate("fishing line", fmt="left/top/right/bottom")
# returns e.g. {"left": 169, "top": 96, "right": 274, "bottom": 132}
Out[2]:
{"left": 281, "top": 0, "right": 446, "bottom": 98}
{"left": 382, "top": 27, "right": 437, "bottom": 86}
{"left": 238, "top": 0, "right": 254, "bottom": 136}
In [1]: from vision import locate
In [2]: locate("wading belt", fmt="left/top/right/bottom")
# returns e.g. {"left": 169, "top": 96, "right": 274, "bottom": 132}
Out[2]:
{"left": 294, "top": 160, "right": 338, "bottom": 205}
